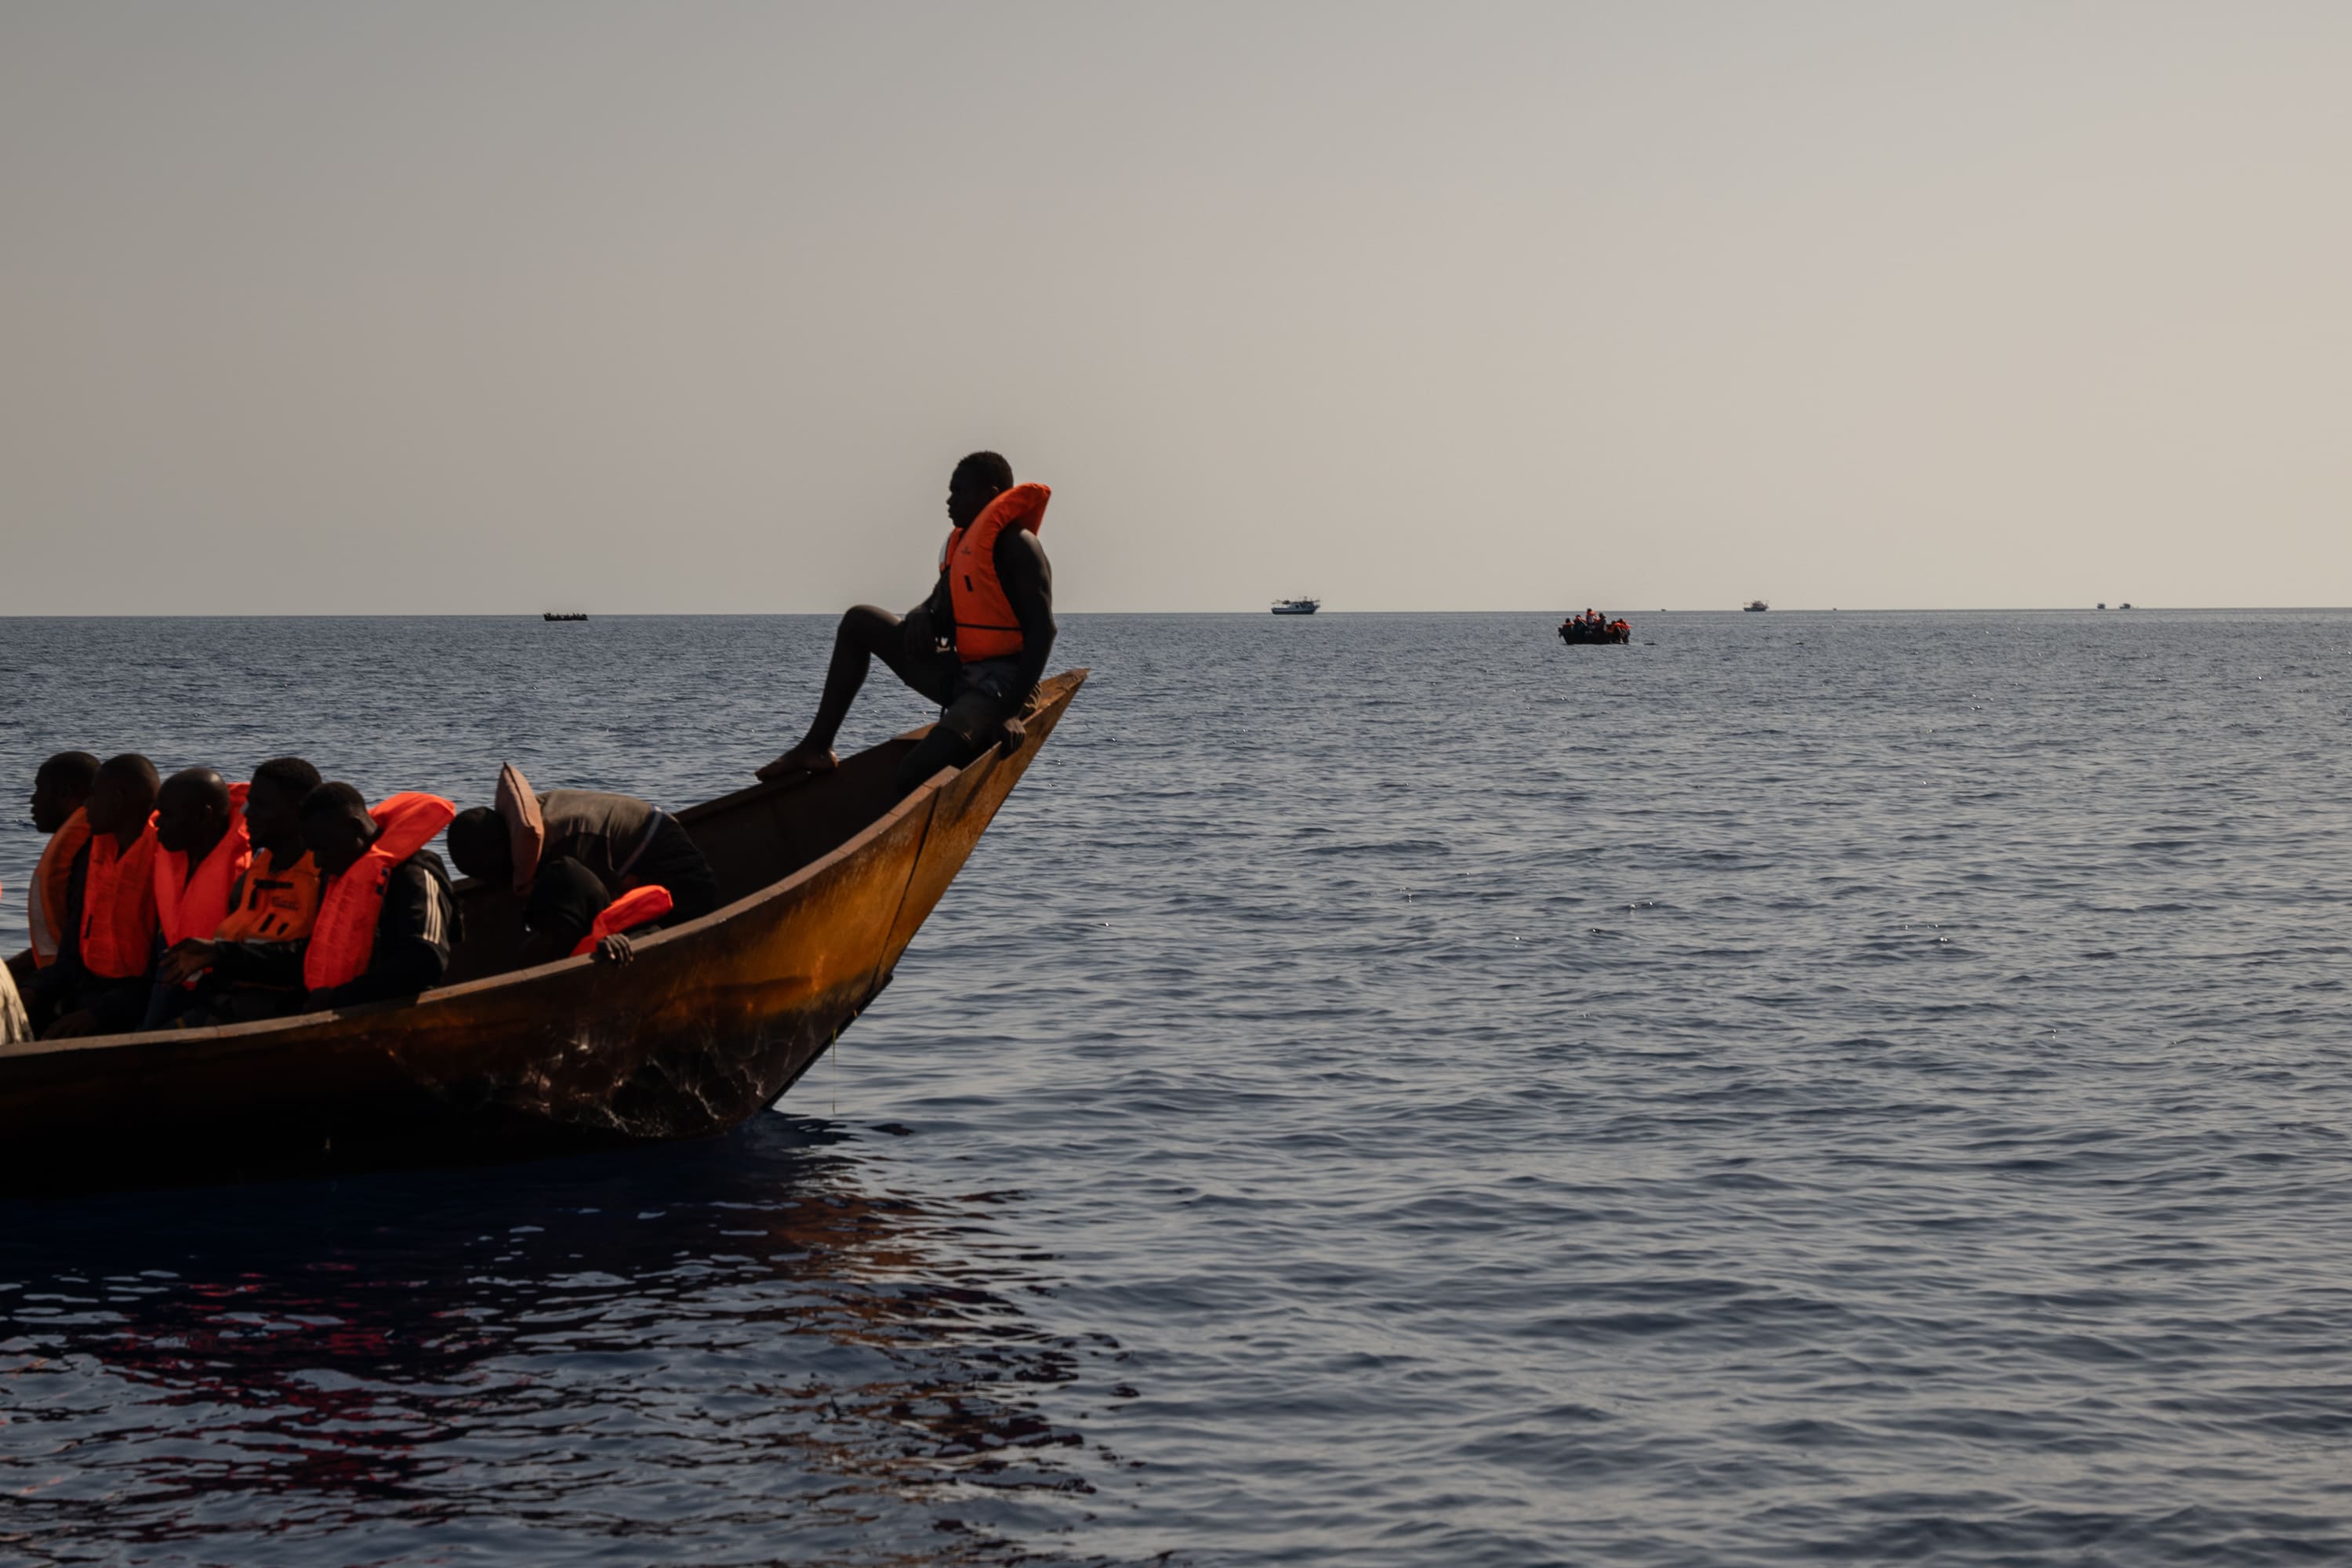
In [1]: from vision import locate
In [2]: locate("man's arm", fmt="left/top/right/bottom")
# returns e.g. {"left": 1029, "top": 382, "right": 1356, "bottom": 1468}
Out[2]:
{"left": 994, "top": 527, "right": 1056, "bottom": 705}
{"left": 314, "top": 860, "right": 452, "bottom": 1010}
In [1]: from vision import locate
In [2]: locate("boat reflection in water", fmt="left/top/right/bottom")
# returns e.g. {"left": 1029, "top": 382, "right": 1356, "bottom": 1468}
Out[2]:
{"left": 0, "top": 1116, "right": 1120, "bottom": 1563}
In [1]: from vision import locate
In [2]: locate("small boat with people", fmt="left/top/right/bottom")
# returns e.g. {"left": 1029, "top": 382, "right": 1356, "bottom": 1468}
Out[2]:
{"left": 1559, "top": 610, "right": 1632, "bottom": 645}
{"left": 543, "top": 612, "right": 588, "bottom": 622}
{"left": 1271, "top": 597, "right": 1321, "bottom": 615}
{"left": 0, "top": 673, "right": 1087, "bottom": 1196}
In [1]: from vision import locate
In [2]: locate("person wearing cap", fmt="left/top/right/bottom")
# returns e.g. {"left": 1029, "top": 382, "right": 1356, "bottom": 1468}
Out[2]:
{"left": 442, "top": 764, "right": 719, "bottom": 962}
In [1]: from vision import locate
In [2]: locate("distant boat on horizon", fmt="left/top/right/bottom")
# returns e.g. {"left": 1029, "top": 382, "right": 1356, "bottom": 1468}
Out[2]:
{"left": 1272, "top": 597, "right": 1321, "bottom": 615}
{"left": 1744, "top": 600, "right": 1769, "bottom": 612}
{"left": 543, "top": 612, "right": 589, "bottom": 622}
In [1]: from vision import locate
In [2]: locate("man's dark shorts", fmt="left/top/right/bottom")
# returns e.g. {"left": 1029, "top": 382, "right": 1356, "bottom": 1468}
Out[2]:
{"left": 890, "top": 612, "right": 1026, "bottom": 746}
{"left": 882, "top": 610, "right": 1031, "bottom": 792}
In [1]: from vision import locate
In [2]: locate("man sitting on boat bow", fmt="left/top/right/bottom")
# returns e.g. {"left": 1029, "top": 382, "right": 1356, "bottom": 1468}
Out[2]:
{"left": 758, "top": 450, "right": 1056, "bottom": 795}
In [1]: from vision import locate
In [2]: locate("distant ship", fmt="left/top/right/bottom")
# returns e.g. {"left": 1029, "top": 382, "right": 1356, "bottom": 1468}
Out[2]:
{"left": 1744, "top": 600, "right": 1769, "bottom": 612}
{"left": 543, "top": 612, "right": 589, "bottom": 622}
{"left": 1271, "top": 597, "right": 1321, "bottom": 615}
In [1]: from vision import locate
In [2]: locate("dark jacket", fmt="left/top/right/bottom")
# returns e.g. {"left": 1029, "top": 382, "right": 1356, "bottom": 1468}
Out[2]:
{"left": 210, "top": 850, "right": 456, "bottom": 1011}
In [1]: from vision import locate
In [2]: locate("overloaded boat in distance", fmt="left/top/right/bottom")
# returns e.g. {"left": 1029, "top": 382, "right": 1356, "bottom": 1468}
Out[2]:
{"left": 1559, "top": 613, "right": 1632, "bottom": 645}
{"left": 0, "top": 671, "right": 1087, "bottom": 1197}
{"left": 543, "top": 612, "right": 588, "bottom": 622}
{"left": 1271, "top": 597, "right": 1321, "bottom": 615}
{"left": 1744, "top": 600, "right": 1769, "bottom": 612}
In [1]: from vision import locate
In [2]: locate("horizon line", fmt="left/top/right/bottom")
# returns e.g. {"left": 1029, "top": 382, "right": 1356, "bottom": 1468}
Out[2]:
{"left": 6, "top": 605, "right": 2352, "bottom": 619}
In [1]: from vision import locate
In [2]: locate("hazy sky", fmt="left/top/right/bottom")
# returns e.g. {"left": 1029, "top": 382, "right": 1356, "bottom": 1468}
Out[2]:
{"left": 4, "top": 2, "right": 2349, "bottom": 613}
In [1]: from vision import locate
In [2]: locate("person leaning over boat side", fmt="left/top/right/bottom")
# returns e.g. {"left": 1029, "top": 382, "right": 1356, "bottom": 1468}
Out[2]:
{"left": 140, "top": 768, "right": 251, "bottom": 1030}
{"left": 445, "top": 770, "right": 720, "bottom": 930}
{"left": 756, "top": 450, "right": 1057, "bottom": 796}
{"left": 11, "top": 750, "right": 100, "bottom": 993}
{"left": 153, "top": 757, "right": 326, "bottom": 1027}
{"left": 185, "top": 785, "right": 458, "bottom": 1014}
{"left": 30, "top": 753, "right": 162, "bottom": 1040}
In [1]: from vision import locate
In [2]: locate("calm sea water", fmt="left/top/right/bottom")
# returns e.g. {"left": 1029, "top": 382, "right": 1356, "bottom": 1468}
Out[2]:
{"left": 2, "top": 609, "right": 2350, "bottom": 1566}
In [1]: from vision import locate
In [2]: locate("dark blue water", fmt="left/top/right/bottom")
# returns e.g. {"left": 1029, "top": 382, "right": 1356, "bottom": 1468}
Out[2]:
{"left": 3, "top": 610, "right": 2351, "bottom": 1566}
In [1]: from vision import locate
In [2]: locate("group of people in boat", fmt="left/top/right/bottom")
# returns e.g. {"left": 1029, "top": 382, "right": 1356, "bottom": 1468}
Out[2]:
{"left": 2, "top": 750, "right": 720, "bottom": 1044}
{"left": 1559, "top": 609, "right": 1632, "bottom": 645}
{"left": 1, "top": 451, "right": 1058, "bottom": 1047}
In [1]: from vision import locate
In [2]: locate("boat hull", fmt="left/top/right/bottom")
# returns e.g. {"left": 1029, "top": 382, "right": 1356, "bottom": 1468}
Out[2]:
{"left": 0, "top": 671, "right": 1087, "bottom": 1196}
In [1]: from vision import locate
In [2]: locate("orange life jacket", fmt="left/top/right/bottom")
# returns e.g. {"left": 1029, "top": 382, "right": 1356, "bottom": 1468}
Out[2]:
{"left": 571, "top": 884, "right": 674, "bottom": 956}
{"left": 154, "top": 783, "right": 252, "bottom": 964}
{"left": 946, "top": 482, "right": 1050, "bottom": 663}
{"left": 28, "top": 809, "right": 92, "bottom": 969}
{"left": 78, "top": 818, "right": 161, "bottom": 982}
{"left": 303, "top": 793, "right": 457, "bottom": 995}
{"left": 215, "top": 846, "right": 325, "bottom": 946}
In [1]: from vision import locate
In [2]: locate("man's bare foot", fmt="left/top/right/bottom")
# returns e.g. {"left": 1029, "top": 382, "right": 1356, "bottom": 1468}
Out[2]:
{"left": 757, "top": 745, "right": 838, "bottom": 782}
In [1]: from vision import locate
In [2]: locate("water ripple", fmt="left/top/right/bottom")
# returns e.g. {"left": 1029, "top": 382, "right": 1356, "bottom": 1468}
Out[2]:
{"left": 2, "top": 609, "right": 2351, "bottom": 1564}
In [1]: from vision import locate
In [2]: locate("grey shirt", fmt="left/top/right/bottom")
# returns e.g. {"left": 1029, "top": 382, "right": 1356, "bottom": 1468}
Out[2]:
{"left": 538, "top": 790, "right": 662, "bottom": 897}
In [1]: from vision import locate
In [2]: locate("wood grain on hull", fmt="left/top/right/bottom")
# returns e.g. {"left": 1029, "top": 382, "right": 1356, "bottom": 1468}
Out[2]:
{"left": 0, "top": 670, "right": 1086, "bottom": 1195}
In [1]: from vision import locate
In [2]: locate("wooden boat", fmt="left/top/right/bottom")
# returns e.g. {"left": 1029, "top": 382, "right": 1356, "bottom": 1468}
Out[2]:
{"left": 0, "top": 670, "right": 1088, "bottom": 1197}
{"left": 543, "top": 611, "right": 589, "bottom": 621}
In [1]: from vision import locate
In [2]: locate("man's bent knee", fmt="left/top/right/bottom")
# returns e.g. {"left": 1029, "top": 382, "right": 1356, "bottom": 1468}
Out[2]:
{"left": 839, "top": 604, "right": 901, "bottom": 648}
